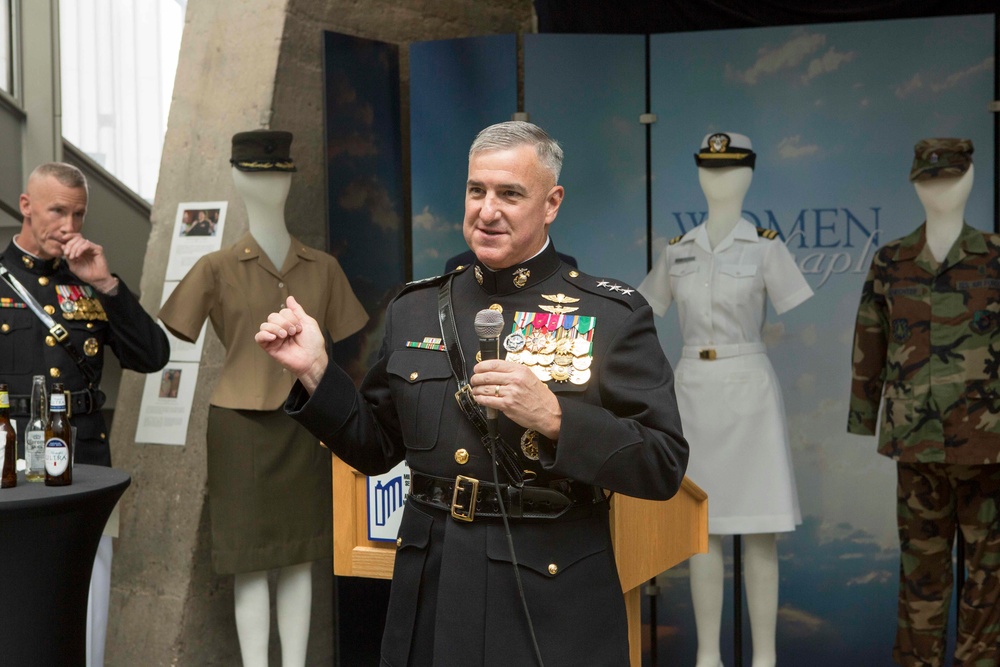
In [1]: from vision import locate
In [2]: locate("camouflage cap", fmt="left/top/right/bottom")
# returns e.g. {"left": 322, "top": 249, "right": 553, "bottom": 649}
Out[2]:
{"left": 694, "top": 132, "right": 756, "bottom": 169}
{"left": 909, "top": 138, "right": 973, "bottom": 182}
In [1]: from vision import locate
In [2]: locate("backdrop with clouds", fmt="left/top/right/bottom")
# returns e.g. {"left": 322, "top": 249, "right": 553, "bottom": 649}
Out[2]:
{"left": 406, "top": 14, "right": 994, "bottom": 663}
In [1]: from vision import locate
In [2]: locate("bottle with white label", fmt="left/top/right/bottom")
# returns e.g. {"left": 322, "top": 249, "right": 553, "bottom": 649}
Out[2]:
{"left": 44, "top": 382, "right": 72, "bottom": 486}
{"left": 24, "top": 375, "right": 48, "bottom": 482}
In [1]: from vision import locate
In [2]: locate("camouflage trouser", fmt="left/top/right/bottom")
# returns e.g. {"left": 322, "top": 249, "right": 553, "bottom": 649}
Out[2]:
{"left": 894, "top": 462, "right": 1000, "bottom": 667}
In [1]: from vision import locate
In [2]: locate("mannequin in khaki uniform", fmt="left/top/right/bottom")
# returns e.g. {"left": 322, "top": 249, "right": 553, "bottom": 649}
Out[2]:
{"left": 158, "top": 132, "right": 368, "bottom": 667}
{"left": 231, "top": 167, "right": 309, "bottom": 667}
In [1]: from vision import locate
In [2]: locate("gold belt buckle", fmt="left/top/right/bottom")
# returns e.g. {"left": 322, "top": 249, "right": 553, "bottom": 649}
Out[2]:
{"left": 699, "top": 348, "right": 717, "bottom": 360}
{"left": 451, "top": 475, "right": 479, "bottom": 522}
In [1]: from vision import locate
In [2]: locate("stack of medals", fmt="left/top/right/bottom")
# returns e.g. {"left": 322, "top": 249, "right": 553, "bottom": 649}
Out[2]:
{"left": 56, "top": 284, "right": 108, "bottom": 321}
{"left": 503, "top": 311, "right": 594, "bottom": 385}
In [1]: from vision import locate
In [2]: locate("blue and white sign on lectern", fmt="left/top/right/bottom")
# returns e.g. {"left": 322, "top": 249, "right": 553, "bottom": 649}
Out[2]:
{"left": 366, "top": 460, "right": 410, "bottom": 542}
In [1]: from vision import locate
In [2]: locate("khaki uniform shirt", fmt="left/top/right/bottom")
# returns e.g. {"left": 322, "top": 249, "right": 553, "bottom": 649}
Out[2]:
{"left": 158, "top": 232, "right": 368, "bottom": 410}
{"left": 848, "top": 223, "right": 1000, "bottom": 464}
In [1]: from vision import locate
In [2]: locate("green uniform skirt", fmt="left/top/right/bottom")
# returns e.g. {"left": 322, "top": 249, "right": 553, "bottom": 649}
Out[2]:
{"left": 207, "top": 406, "right": 332, "bottom": 574}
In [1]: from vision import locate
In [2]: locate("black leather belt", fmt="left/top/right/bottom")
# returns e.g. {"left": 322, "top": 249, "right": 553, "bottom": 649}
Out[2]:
{"left": 409, "top": 471, "right": 604, "bottom": 522}
{"left": 9, "top": 388, "right": 105, "bottom": 419}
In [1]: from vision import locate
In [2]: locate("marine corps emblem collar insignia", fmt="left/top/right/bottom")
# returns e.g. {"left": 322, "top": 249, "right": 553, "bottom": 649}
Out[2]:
{"left": 14, "top": 247, "right": 58, "bottom": 275}
{"left": 513, "top": 267, "right": 530, "bottom": 289}
{"left": 475, "top": 265, "right": 483, "bottom": 285}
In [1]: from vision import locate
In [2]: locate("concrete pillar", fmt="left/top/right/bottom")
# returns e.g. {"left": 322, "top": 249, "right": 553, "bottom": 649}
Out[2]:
{"left": 107, "top": 1, "right": 533, "bottom": 665}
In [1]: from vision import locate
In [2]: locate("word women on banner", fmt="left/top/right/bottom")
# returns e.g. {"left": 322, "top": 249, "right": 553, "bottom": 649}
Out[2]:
{"left": 670, "top": 207, "right": 882, "bottom": 288}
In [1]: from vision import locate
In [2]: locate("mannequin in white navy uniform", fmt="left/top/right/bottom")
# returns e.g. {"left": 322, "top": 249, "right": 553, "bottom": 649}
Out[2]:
{"left": 639, "top": 133, "right": 812, "bottom": 667}
{"left": 230, "top": 166, "right": 311, "bottom": 667}
{"left": 689, "top": 162, "right": 780, "bottom": 667}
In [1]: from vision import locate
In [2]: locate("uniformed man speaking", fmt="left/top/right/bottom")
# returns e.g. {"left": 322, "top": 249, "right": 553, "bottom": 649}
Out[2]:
{"left": 257, "top": 121, "right": 688, "bottom": 666}
{"left": 0, "top": 162, "right": 169, "bottom": 665}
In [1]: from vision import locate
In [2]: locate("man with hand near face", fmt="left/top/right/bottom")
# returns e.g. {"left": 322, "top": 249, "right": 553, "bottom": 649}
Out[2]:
{"left": 256, "top": 122, "right": 687, "bottom": 666}
{"left": 0, "top": 162, "right": 169, "bottom": 666}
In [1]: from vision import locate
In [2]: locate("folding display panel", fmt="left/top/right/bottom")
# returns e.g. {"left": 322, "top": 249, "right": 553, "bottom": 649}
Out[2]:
{"left": 648, "top": 15, "right": 994, "bottom": 665}
{"left": 409, "top": 34, "right": 517, "bottom": 280}
{"left": 524, "top": 33, "right": 648, "bottom": 286}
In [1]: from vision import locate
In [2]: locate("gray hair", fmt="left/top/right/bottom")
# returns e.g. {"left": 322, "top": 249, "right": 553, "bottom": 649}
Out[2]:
{"left": 29, "top": 162, "right": 88, "bottom": 191}
{"left": 469, "top": 121, "right": 564, "bottom": 183}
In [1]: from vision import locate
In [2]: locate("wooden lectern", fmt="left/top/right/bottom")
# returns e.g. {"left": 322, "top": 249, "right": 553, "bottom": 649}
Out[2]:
{"left": 332, "top": 457, "right": 708, "bottom": 665}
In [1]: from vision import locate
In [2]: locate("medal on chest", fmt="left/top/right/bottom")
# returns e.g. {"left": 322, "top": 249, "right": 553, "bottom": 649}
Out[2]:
{"left": 56, "top": 284, "right": 108, "bottom": 321}
{"left": 502, "top": 309, "right": 595, "bottom": 385}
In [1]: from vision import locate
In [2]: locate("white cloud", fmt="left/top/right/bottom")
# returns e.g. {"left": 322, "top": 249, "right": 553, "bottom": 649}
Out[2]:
{"left": 796, "top": 373, "right": 817, "bottom": 394}
{"left": 411, "top": 205, "right": 455, "bottom": 233}
{"left": 930, "top": 56, "right": 995, "bottom": 93}
{"left": 845, "top": 570, "right": 894, "bottom": 586}
{"left": 859, "top": 98, "right": 870, "bottom": 108}
{"left": 327, "top": 133, "right": 378, "bottom": 158}
{"left": 762, "top": 321, "right": 786, "bottom": 346}
{"left": 326, "top": 73, "right": 379, "bottom": 157}
{"left": 337, "top": 178, "right": 400, "bottom": 233}
{"left": 801, "top": 47, "right": 857, "bottom": 84}
{"left": 801, "top": 323, "right": 818, "bottom": 346}
{"left": 777, "top": 605, "right": 826, "bottom": 637}
{"left": 894, "top": 57, "right": 993, "bottom": 100}
{"left": 893, "top": 73, "right": 923, "bottom": 99}
{"left": 726, "top": 32, "right": 826, "bottom": 85}
{"left": 777, "top": 135, "right": 820, "bottom": 159}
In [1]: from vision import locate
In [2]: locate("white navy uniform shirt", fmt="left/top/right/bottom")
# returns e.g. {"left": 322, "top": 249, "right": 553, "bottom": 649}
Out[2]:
{"left": 639, "top": 218, "right": 813, "bottom": 347}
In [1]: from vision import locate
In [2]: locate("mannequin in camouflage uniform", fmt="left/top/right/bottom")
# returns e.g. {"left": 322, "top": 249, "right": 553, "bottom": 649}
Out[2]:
{"left": 849, "top": 138, "right": 1000, "bottom": 666}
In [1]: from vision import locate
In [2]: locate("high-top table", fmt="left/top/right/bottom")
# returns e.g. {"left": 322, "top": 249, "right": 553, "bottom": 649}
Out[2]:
{"left": 0, "top": 464, "right": 130, "bottom": 666}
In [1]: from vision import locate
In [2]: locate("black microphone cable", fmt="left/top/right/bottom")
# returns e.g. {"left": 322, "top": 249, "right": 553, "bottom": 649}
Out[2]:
{"left": 474, "top": 309, "right": 545, "bottom": 667}
{"left": 490, "top": 417, "right": 545, "bottom": 667}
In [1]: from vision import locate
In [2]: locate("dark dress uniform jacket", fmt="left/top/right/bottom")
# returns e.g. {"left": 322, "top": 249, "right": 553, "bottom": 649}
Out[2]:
{"left": 287, "top": 244, "right": 688, "bottom": 667}
{"left": 0, "top": 240, "right": 169, "bottom": 466}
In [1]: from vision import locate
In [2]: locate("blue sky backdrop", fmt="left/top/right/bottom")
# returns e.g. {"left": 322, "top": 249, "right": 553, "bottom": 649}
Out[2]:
{"left": 406, "top": 15, "right": 994, "bottom": 664}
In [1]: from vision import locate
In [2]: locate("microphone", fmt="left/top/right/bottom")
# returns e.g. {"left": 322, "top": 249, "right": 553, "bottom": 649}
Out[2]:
{"left": 474, "top": 308, "right": 505, "bottom": 439}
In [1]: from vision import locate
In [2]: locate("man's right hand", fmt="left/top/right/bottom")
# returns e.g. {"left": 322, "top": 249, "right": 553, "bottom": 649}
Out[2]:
{"left": 256, "top": 295, "right": 328, "bottom": 394}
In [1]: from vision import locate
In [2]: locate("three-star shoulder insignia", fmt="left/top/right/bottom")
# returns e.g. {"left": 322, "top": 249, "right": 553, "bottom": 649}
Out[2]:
{"left": 756, "top": 227, "right": 779, "bottom": 240}
{"left": 668, "top": 234, "right": 685, "bottom": 245}
{"left": 564, "top": 271, "right": 640, "bottom": 311}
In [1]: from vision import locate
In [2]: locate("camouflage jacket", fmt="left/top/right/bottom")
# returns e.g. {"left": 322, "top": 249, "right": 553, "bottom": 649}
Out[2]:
{"left": 848, "top": 223, "right": 1000, "bottom": 464}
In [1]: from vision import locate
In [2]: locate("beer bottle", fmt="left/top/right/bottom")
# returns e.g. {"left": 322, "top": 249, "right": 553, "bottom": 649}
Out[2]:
{"left": 24, "top": 375, "right": 48, "bottom": 482}
{"left": 45, "top": 382, "right": 73, "bottom": 486}
{"left": 0, "top": 383, "right": 16, "bottom": 488}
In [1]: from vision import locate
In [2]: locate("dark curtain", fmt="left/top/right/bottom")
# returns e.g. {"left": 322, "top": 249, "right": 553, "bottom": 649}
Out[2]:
{"left": 534, "top": 0, "right": 998, "bottom": 33}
